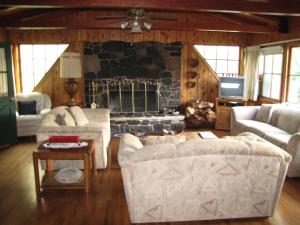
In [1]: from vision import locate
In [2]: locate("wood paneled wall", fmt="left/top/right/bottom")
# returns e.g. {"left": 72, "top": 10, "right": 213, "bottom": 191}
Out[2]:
{"left": 180, "top": 44, "right": 219, "bottom": 106}
{"left": 33, "top": 42, "right": 84, "bottom": 107}
{"left": 8, "top": 29, "right": 250, "bottom": 45}
{"left": 8, "top": 29, "right": 249, "bottom": 107}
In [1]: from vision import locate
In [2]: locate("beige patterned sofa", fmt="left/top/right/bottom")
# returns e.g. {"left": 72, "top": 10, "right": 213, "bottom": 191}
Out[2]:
{"left": 37, "top": 106, "right": 110, "bottom": 169}
{"left": 231, "top": 104, "right": 300, "bottom": 177}
{"left": 118, "top": 133, "right": 291, "bottom": 223}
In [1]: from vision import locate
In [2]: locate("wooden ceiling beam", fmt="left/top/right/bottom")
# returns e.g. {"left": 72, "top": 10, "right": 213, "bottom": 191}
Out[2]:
{"left": 235, "top": 13, "right": 279, "bottom": 26}
{"left": 0, "top": 18, "right": 279, "bottom": 33}
{"left": 1, "top": 0, "right": 300, "bottom": 16}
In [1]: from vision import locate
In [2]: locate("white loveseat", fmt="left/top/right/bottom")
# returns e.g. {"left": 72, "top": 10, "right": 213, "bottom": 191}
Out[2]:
{"left": 118, "top": 133, "right": 291, "bottom": 223}
{"left": 16, "top": 92, "right": 51, "bottom": 137}
{"left": 37, "top": 106, "right": 110, "bottom": 169}
{"left": 231, "top": 104, "right": 300, "bottom": 177}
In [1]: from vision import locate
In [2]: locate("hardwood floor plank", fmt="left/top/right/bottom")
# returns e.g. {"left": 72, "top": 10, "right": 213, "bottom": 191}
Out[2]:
{"left": 0, "top": 131, "right": 300, "bottom": 225}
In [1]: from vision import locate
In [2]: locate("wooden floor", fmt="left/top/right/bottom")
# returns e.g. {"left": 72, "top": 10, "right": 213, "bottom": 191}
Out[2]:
{"left": 1, "top": 130, "right": 300, "bottom": 225}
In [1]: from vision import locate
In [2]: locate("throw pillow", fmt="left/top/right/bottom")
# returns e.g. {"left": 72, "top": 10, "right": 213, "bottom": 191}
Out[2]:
{"left": 40, "top": 114, "right": 60, "bottom": 127}
{"left": 17, "top": 100, "right": 36, "bottom": 115}
{"left": 254, "top": 104, "right": 273, "bottom": 123}
{"left": 51, "top": 106, "right": 76, "bottom": 126}
{"left": 70, "top": 106, "right": 89, "bottom": 126}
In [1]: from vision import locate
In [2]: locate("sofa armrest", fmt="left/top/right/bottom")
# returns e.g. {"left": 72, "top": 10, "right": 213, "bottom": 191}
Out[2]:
{"left": 40, "top": 108, "right": 51, "bottom": 115}
{"left": 37, "top": 125, "right": 104, "bottom": 134}
{"left": 82, "top": 108, "right": 110, "bottom": 123}
{"left": 231, "top": 106, "right": 260, "bottom": 121}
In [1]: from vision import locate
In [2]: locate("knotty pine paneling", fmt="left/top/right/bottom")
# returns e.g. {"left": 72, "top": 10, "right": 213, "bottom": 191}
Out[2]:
{"left": 9, "top": 29, "right": 250, "bottom": 107}
{"left": 33, "top": 42, "right": 84, "bottom": 107}
{"left": 180, "top": 44, "right": 219, "bottom": 108}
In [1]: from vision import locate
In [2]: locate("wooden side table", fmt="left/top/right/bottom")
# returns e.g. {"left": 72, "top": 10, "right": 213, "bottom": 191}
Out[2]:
{"left": 215, "top": 98, "right": 248, "bottom": 130}
{"left": 33, "top": 140, "right": 96, "bottom": 196}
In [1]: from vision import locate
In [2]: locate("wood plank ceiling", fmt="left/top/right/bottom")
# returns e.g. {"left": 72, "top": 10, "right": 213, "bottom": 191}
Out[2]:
{"left": 0, "top": 0, "right": 300, "bottom": 33}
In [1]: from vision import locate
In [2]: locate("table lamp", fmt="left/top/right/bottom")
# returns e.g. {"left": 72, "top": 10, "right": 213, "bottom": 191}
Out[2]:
{"left": 60, "top": 52, "right": 82, "bottom": 106}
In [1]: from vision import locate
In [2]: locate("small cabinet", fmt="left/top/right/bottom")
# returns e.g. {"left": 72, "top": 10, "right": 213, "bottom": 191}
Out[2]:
{"left": 215, "top": 98, "right": 248, "bottom": 130}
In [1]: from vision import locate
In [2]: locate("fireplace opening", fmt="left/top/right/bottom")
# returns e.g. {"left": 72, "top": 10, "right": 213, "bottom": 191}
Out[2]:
{"left": 95, "top": 79, "right": 159, "bottom": 114}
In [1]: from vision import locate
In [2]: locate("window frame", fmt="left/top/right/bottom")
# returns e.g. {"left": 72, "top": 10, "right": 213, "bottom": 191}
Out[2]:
{"left": 19, "top": 44, "right": 68, "bottom": 93}
{"left": 260, "top": 52, "right": 284, "bottom": 101}
{"left": 194, "top": 45, "right": 240, "bottom": 77}
{"left": 286, "top": 44, "right": 300, "bottom": 103}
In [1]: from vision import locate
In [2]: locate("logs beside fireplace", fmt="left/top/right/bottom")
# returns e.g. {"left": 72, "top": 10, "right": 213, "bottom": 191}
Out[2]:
{"left": 184, "top": 100, "right": 216, "bottom": 128}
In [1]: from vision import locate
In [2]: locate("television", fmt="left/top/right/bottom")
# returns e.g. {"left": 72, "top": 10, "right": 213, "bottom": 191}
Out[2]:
{"left": 218, "top": 76, "right": 246, "bottom": 99}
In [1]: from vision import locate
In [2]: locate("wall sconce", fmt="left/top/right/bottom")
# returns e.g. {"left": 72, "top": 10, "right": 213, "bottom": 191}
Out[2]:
{"left": 60, "top": 52, "right": 82, "bottom": 106}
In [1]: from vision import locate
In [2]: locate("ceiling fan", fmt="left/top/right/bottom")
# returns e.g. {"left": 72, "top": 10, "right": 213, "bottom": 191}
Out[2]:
{"left": 95, "top": 8, "right": 176, "bottom": 33}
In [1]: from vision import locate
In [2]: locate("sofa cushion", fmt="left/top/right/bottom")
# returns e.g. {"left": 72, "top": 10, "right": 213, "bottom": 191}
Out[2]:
{"left": 18, "top": 100, "right": 36, "bottom": 115}
{"left": 145, "top": 134, "right": 186, "bottom": 145}
{"left": 70, "top": 106, "right": 89, "bottom": 126}
{"left": 255, "top": 104, "right": 273, "bottom": 123}
{"left": 277, "top": 108, "right": 300, "bottom": 134}
{"left": 264, "top": 133, "right": 292, "bottom": 150}
{"left": 236, "top": 120, "right": 288, "bottom": 137}
{"left": 40, "top": 113, "right": 60, "bottom": 127}
{"left": 51, "top": 106, "right": 75, "bottom": 126}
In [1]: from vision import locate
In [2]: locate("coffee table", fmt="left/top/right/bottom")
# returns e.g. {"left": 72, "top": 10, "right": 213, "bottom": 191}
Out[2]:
{"left": 32, "top": 139, "right": 96, "bottom": 196}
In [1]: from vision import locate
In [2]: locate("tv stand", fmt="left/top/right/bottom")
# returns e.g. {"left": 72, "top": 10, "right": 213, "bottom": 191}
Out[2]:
{"left": 215, "top": 98, "right": 248, "bottom": 130}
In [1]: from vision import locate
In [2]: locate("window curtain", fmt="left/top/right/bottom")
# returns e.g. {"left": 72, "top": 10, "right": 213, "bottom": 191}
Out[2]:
{"left": 244, "top": 46, "right": 260, "bottom": 101}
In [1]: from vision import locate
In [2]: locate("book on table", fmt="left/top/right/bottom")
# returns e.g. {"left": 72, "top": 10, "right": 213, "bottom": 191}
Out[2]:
{"left": 198, "top": 131, "right": 218, "bottom": 139}
{"left": 48, "top": 136, "right": 80, "bottom": 143}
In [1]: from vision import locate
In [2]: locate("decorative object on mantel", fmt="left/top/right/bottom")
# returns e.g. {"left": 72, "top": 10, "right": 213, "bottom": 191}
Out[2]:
{"left": 89, "top": 81, "right": 98, "bottom": 109}
{"left": 186, "top": 81, "right": 196, "bottom": 88}
{"left": 60, "top": 52, "right": 82, "bottom": 106}
{"left": 185, "top": 100, "right": 216, "bottom": 128}
{"left": 188, "top": 58, "right": 199, "bottom": 67}
{"left": 54, "top": 168, "right": 83, "bottom": 184}
{"left": 187, "top": 71, "right": 198, "bottom": 79}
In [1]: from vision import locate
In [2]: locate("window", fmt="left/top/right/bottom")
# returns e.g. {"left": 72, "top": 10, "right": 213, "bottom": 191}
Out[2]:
{"left": 194, "top": 45, "right": 240, "bottom": 76}
{"left": 20, "top": 44, "right": 68, "bottom": 93}
{"left": 288, "top": 46, "right": 300, "bottom": 103}
{"left": 259, "top": 46, "right": 283, "bottom": 100}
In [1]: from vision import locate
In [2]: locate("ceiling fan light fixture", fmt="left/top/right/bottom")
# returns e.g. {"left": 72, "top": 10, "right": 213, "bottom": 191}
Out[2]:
{"left": 131, "top": 20, "right": 142, "bottom": 33}
{"left": 121, "top": 21, "right": 129, "bottom": 30}
{"left": 143, "top": 22, "right": 152, "bottom": 30}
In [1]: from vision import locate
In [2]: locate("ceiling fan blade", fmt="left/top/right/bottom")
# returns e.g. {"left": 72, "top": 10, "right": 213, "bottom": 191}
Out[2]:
{"left": 149, "top": 15, "right": 177, "bottom": 20}
{"left": 95, "top": 16, "right": 127, "bottom": 20}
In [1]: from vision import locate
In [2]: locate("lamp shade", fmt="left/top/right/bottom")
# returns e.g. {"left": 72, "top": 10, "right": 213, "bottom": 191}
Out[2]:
{"left": 60, "top": 52, "right": 82, "bottom": 78}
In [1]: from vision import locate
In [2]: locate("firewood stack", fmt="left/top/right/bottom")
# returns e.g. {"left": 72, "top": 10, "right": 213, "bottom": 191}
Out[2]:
{"left": 184, "top": 100, "right": 216, "bottom": 128}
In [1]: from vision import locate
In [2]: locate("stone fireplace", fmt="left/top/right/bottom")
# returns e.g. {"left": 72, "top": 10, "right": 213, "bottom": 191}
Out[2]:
{"left": 84, "top": 41, "right": 184, "bottom": 133}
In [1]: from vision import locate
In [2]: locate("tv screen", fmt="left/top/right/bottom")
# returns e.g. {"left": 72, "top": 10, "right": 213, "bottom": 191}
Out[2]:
{"left": 219, "top": 76, "right": 246, "bottom": 99}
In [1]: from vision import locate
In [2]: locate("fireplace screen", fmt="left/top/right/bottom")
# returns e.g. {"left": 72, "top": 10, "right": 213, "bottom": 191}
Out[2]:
{"left": 101, "top": 80, "right": 159, "bottom": 114}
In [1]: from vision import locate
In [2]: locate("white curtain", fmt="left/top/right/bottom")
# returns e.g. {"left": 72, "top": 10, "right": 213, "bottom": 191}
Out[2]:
{"left": 244, "top": 46, "right": 260, "bottom": 101}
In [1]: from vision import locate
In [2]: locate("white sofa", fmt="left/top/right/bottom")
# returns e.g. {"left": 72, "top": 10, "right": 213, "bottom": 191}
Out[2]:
{"left": 37, "top": 106, "right": 110, "bottom": 169}
{"left": 16, "top": 92, "right": 51, "bottom": 137}
{"left": 231, "top": 104, "right": 300, "bottom": 177}
{"left": 118, "top": 133, "right": 291, "bottom": 223}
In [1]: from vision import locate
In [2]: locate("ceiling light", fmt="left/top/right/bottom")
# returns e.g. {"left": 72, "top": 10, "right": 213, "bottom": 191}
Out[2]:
{"left": 121, "top": 21, "right": 129, "bottom": 30}
{"left": 131, "top": 20, "right": 142, "bottom": 33}
{"left": 143, "top": 22, "right": 152, "bottom": 30}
